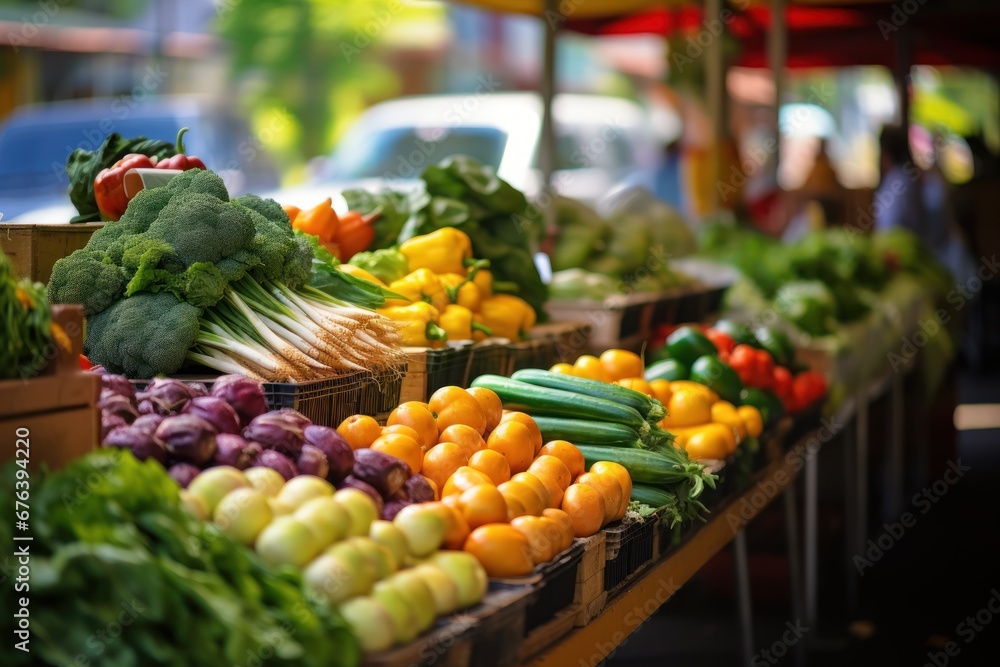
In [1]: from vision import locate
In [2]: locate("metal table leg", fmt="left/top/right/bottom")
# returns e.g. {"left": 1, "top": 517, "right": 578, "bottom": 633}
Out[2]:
{"left": 885, "top": 373, "right": 905, "bottom": 521}
{"left": 805, "top": 448, "right": 818, "bottom": 630}
{"left": 784, "top": 483, "right": 807, "bottom": 667}
{"left": 734, "top": 529, "right": 754, "bottom": 665}
{"left": 855, "top": 393, "right": 869, "bottom": 564}
{"left": 843, "top": 410, "right": 858, "bottom": 612}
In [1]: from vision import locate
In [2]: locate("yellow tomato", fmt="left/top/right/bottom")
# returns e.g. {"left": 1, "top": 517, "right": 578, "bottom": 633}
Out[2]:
{"left": 662, "top": 389, "right": 713, "bottom": 428}
{"left": 549, "top": 363, "right": 578, "bottom": 376}
{"left": 683, "top": 423, "right": 734, "bottom": 460}
{"left": 737, "top": 405, "right": 764, "bottom": 438}
{"left": 599, "top": 349, "right": 643, "bottom": 382}
{"left": 711, "top": 401, "right": 747, "bottom": 442}
{"left": 615, "top": 377, "right": 655, "bottom": 397}
{"left": 649, "top": 379, "right": 673, "bottom": 407}
{"left": 573, "top": 355, "right": 608, "bottom": 382}
{"left": 669, "top": 381, "right": 720, "bottom": 404}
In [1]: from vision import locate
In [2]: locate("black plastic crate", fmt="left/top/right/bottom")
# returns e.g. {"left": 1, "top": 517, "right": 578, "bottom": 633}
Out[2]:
{"left": 465, "top": 587, "right": 533, "bottom": 667}
{"left": 425, "top": 343, "right": 473, "bottom": 395}
{"left": 489, "top": 540, "right": 585, "bottom": 635}
{"left": 603, "top": 516, "right": 659, "bottom": 596}
{"left": 467, "top": 341, "right": 510, "bottom": 384}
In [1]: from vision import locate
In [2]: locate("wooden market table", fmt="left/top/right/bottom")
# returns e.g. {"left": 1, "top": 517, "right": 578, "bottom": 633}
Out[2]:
{"left": 527, "top": 437, "right": 813, "bottom": 667}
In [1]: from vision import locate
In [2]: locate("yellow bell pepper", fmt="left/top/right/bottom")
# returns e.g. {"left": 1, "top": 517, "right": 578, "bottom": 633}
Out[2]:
{"left": 400, "top": 228, "right": 473, "bottom": 275}
{"left": 439, "top": 304, "right": 493, "bottom": 341}
{"left": 711, "top": 401, "right": 747, "bottom": 441}
{"left": 338, "top": 264, "right": 387, "bottom": 288}
{"left": 439, "top": 273, "right": 483, "bottom": 312}
{"left": 471, "top": 313, "right": 490, "bottom": 342}
{"left": 737, "top": 405, "right": 764, "bottom": 438}
{"left": 470, "top": 267, "right": 493, "bottom": 299}
{"left": 376, "top": 303, "right": 447, "bottom": 348}
{"left": 477, "top": 294, "right": 536, "bottom": 341}
{"left": 661, "top": 388, "right": 713, "bottom": 429}
{"left": 388, "top": 269, "right": 449, "bottom": 312}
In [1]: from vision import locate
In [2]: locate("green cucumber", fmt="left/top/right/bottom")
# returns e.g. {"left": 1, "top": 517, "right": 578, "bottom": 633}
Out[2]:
{"left": 511, "top": 369, "right": 666, "bottom": 421}
{"left": 574, "top": 445, "right": 688, "bottom": 484}
{"left": 630, "top": 484, "right": 676, "bottom": 508}
{"left": 529, "top": 416, "right": 644, "bottom": 448}
{"left": 470, "top": 375, "right": 650, "bottom": 433}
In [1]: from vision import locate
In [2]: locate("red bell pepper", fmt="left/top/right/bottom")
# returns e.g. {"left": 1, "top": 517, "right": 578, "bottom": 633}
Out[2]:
{"left": 155, "top": 128, "right": 206, "bottom": 171}
{"left": 94, "top": 153, "right": 160, "bottom": 220}
{"left": 772, "top": 366, "right": 793, "bottom": 402}
{"left": 705, "top": 328, "right": 736, "bottom": 358}
{"left": 791, "top": 371, "right": 827, "bottom": 411}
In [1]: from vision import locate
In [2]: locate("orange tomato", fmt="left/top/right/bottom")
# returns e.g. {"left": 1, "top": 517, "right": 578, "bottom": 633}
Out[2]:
{"left": 510, "top": 472, "right": 550, "bottom": 510}
{"left": 576, "top": 472, "right": 622, "bottom": 525}
{"left": 548, "top": 363, "right": 577, "bottom": 376}
{"left": 600, "top": 349, "right": 643, "bottom": 382}
{"left": 438, "top": 424, "right": 487, "bottom": 459}
{"left": 486, "top": 421, "right": 534, "bottom": 474}
{"left": 371, "top": 433, "right": 423, "bottom": 474}
{"left": 498, "top": 480, "right": 545, "bottom": 517}
{"left": 561, "top": 484, "right": 606, "bottom": 537}
{"left": 468, "top": 449, "right": 511, "bottom": 486}
{"left": 441, "top": 466, "right": 494, "bottom": 497}
{"left": 573, "top": 355, "right": 609, "bottom": 382}
{"left": 457, "top": 484, "right": 508, "bottom": 529}
{"left": 436, "top": 394, "right": 488, "bottom": 435}
{"left": 463, "top": 524, "right": 534, "bottom": 578}
{"left": 423, "top": 501, "right": 470, "bottom": 550}
{"left": 649, "top": 379, "right": 673, "bottom": 407}
{"left": 503, "top": 492, "right": 528, "bottom": 521}
{"left": 424, "top": 475, "right": 440, "bottom": 501}
{"left": 466, "top": 387, "right": 503, "bottom": 435}
{"left": 498, "top": 412, "right": 543, "bottom": 456}
{"left": 510, "top": 515, "right": 558, "bottom": 564}
{"left": 428, "top": 386, "right": 470, "bottom": 415}
{"left": 542, "top": 508, "right": 576, "bottom": 552}
{"left": 336, "top": 414, "right": 382, "bottom": 450}
{"left": 615, "top": 377, "right": 655, "bottom": 397}
{"left": 537, "top": 440, "right": 586, "bottom": 479}
{"left": 528, "top": 455, "right": 573, "bottom": 493}
{"left": 381, "top": 424, "right": 422, "bottom": 446}
{"left": 589, "top": 461, "right": 633, "bottom": 519}
{"left": 387, "top": 402, "right": 439, "bottom": 450}
{"left": 422, "top": 443, "right": 469, "bottom": 491}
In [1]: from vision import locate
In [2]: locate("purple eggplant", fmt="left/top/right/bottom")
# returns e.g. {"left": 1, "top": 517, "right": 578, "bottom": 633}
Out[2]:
{"left": 104, "top": 426, "right": 167, "bottom": 465}
{"left": 98, "top": 393, "right": 139, "bottom": 424}
{"left": 168, "top": 463, "right": 201, "bottom": 488}
{"left": 154, "top": 414, "right": 217, "bottom": 466}
{"left": 214, "top": 433, "right": 260, "bottom": 470}
{"left": 340, "top": 475, "right": 385, "bottom": 515}
{"left": 380, "top": 500, "right": 411, "bottom": 521}
{"left": 253, "top": 449, "right": 298, "bottom": 481}
{"left": 297, "top": 444, "right": 330, "bottom": 479}
{"left": 303, "top": 424, "right": 353, "bottom": 484}
{"left": 404, "top": 474, "right": 436, "bottom": 504}
{"left": 242, "top": 409, "right": 308, "bottom": 456}
{"left": 183, "top": 396, "right": 241, "bottom": 435}
{"left": 137, "top": 378, "right": 201, "bottom": 415}
{"left": 132, "top": 413, "right": 165, "bottom": 435}
{"left": 351, "top": 448, "right": 410, "bottom": 499}
{"left": 210, "top": 375, "right": 269, "bottom": 427}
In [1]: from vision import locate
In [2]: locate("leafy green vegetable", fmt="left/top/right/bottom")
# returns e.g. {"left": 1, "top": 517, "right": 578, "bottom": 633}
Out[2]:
{"left": 66, "top": 132, "right": 178, "bottom": 223}
{"left": 348, "top": 248, "right": 409, "bottom": 284}
{"left": 774, "top": 281, "right": 838, "bottom": 337}
{"left": 0, "top": 248, "right": 54, "bottom": 379}
{"left": 0, "top": 450, "right": 360, "bottom": 667}
{"left": 299, "top": 232, "right": 405, "bottom": 309}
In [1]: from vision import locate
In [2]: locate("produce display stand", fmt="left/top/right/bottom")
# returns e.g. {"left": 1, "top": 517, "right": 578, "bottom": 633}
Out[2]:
{"left": 0, "top": 223, "right": 103, "bottom": 283}
{"left": 398, "top": 342, "right": 475, "bottom": 404}
{"left": 526, "top": 437, "right": 813, "bottom": 667}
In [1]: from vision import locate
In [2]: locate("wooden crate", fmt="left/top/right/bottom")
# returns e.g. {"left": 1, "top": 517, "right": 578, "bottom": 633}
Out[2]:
{"left": 573, "top": 532, "right": 607, "bottom": 627}
{"left": 0, "top": 223, "right": 103, "bottom": 282}
{"left": 362, "top": 613, "right": 476, "bottom": 667}
{"left": 0, "top": 305, "right": 100, "bottom": 472}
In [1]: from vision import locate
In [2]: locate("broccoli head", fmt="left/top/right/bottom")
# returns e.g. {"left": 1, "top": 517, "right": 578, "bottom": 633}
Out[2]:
{"left": 145, "top": 192, "right": 256, "bottom": 266}
{"left": 47, "top": 249, "right": 126, "bottom": 316}
{"left": 84, "top": 291, "right": 201, "bottom": 378}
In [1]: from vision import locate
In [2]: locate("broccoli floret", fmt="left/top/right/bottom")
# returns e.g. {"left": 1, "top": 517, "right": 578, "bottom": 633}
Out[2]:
{"left": 48, "top": 249, "right": 126, "bottom": 315}
{"left": 87, "top": 186, "right": 176, "bottom": 254}
{"left": 233, "top": 193, "right": 288, "bottom": 225}
{"left": 165, "top": 167, "right": 230, "bottom": 202}
{"left": 146, "top": 193, "right": 256, "bottom": 266}
{"left": 84, "top": 291, "right": 201, "bottom": 377}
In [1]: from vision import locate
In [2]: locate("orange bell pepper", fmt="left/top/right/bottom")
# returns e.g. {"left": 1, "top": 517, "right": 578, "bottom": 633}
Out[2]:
{"left": 337, "top": 210, "right": 375, "bottom": 260}
{"left": 293, "top": 198, "right": 340, "bottom": 258}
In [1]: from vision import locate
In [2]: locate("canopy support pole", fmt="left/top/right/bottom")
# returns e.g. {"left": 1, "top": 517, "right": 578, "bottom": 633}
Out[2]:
{"left": 706, "top": 0, "right": 725, "bottom": 212}
{"left": 769, "top": 0, "right": 788, "bottom": 186}
{"left": 540, "top": 0, "right": 558, "bottom": 191}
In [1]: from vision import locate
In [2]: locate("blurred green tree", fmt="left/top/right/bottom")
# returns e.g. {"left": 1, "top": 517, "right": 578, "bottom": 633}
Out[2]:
{"left": 217, "top": 0, "right": 404, "bottom": 164}
{"left": 0, "top": 0, "right": 147, "bottom": 19}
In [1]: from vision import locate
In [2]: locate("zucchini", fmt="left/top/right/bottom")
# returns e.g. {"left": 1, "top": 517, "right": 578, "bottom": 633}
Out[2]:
{"left": 470, "top": 375, "right": 650, "bottom": 433}
{"left": 574, "top": 445, "right": 688, "bottom": 484}
{"left": 530, "top": 416, "right": 643, "bottom": 448}
{"left": 511, "top": 369, "right": 666, "bottom": 422}
{"left": 630, "top": 484, "right": 676, "bottom": 508}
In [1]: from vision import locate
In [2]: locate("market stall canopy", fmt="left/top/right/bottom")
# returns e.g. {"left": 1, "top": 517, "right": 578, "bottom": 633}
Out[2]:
{"left": 454, "top": 0, "right": 1000, "bottom": 69}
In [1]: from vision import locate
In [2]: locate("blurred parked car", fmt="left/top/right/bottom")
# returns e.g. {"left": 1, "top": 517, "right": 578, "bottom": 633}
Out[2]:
{"left": 268, "top": 92, "right": 662, "bottom": 209}
{"left": 0, "top": 96, "right": 279, "bottom": 222}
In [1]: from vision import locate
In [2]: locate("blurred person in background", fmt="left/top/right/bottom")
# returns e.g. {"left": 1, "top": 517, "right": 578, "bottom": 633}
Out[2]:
{"left": 874, "top": 124, "right": 926, "bottom": 236}
{"left": 782, "top": 137, "right": 845, "bottom": 242}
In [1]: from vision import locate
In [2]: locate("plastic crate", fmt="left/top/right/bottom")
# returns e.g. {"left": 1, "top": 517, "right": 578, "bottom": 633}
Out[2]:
{"left": 425, "top": 342, "right": 474, "bottom": 395}
{"left": 362, "top": 613, "right": 476, "bottom": 667}
{"left": 603, "top": 515, "right": 660, "bottom": 597}
{"left": 465, "top": 588, "right": 533, "bottom": 667}
{"left": 467, "top": 340, "right": 510, "bottom": 383}
{"left": 358, "top": 364, "right": 407, "bottom": 423}
{"left": 490, "top": 540, "right": 585, "bottom": 634}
